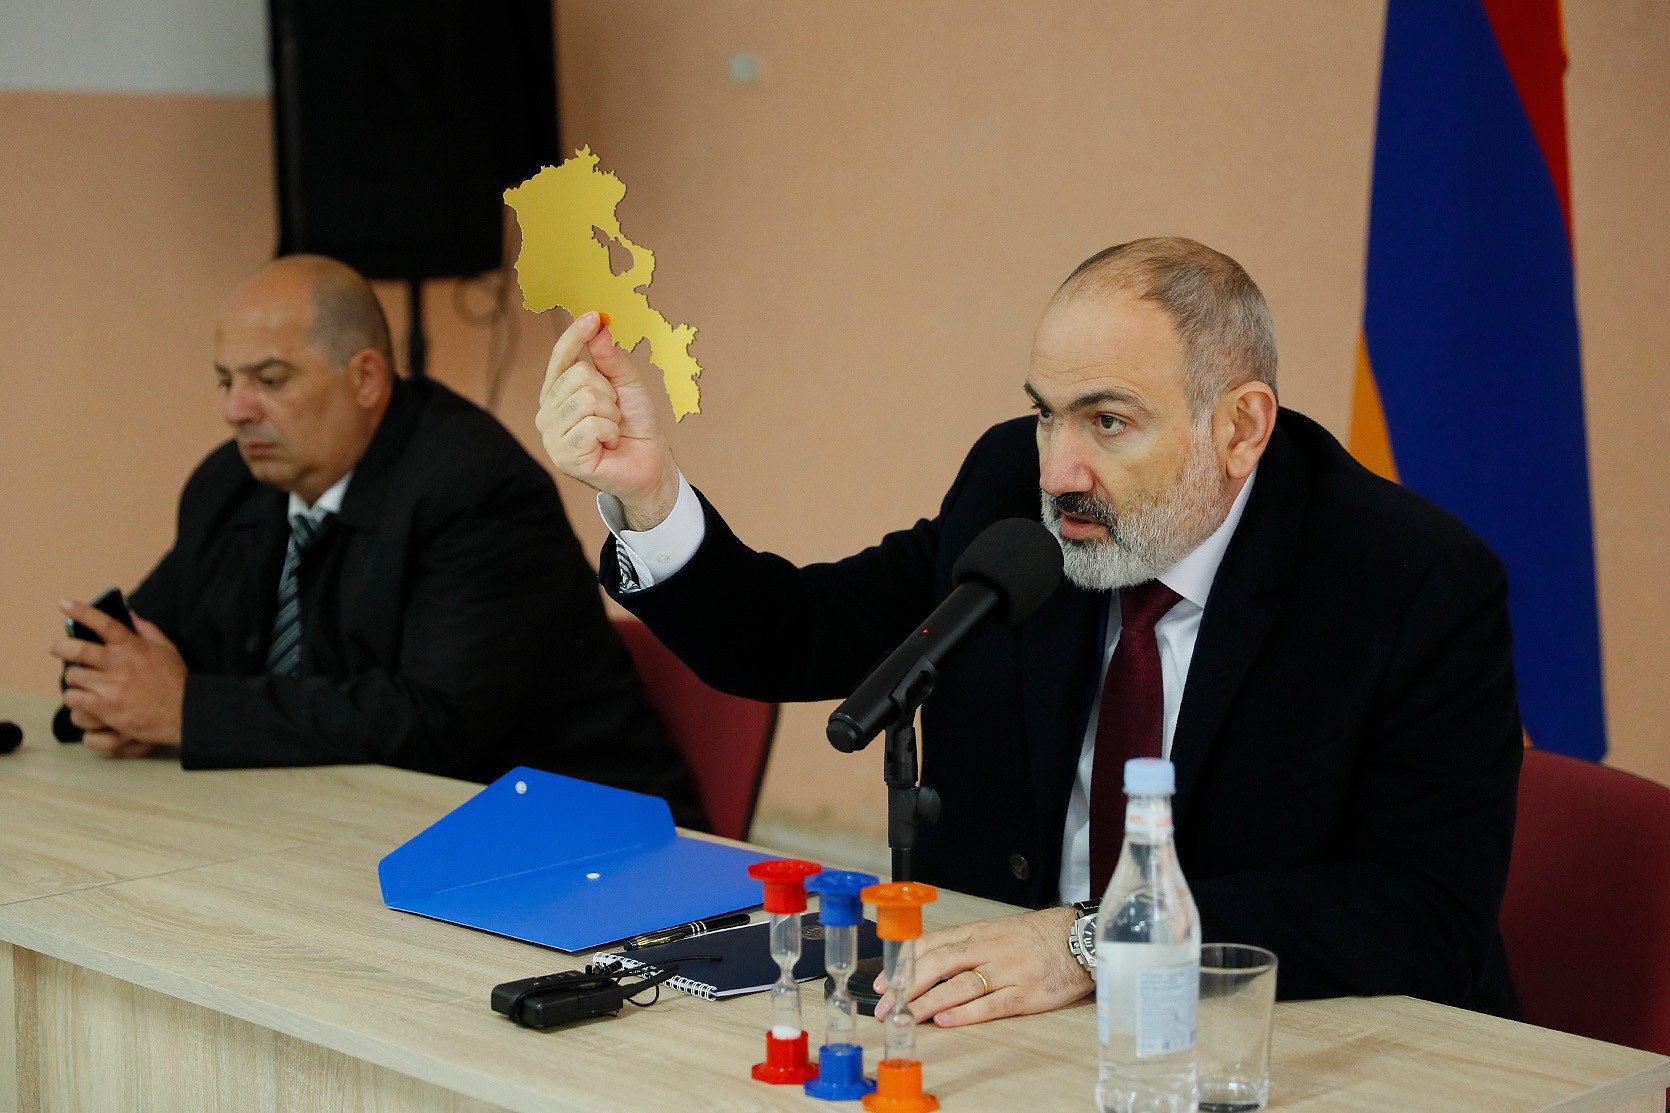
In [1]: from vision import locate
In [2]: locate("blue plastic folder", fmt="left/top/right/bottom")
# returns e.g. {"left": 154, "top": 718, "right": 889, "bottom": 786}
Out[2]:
{"left": 378, "top": 767, "right": 773, "bottom": 952}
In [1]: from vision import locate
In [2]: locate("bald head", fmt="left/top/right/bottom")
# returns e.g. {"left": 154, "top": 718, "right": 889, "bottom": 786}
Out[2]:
{"left": 222, "top": 254, "right": 393, "bottom": 371}
{"left": 1053, "top": 237, "right": 1277, "bottom": 419}
{"left": 213, "top": 255, "right": 394, "bottom": 505}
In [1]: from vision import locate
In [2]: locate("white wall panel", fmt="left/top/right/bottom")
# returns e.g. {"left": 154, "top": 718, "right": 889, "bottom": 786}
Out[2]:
{"left": 0, "top": 0, "right": 267, "bottom": 96}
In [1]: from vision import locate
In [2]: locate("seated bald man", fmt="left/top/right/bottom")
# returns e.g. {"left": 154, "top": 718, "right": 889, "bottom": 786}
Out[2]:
{"left": 536, "top": 237, "right": 1522, "bottom": 1025}
{"left": 52, "top": 255, "right": 702, "bottom": 826}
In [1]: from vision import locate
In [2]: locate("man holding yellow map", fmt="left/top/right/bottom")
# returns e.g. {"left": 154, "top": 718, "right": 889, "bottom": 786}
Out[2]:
{"left": 536, "top": 237, "right": 1523, "bottom": 1033}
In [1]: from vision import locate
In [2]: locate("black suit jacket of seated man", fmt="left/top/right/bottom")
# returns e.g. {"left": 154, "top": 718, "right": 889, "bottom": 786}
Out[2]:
{"left": 607, "top": 408, "right": 1523, "bottom": 1016}
{"left": 109, "top": 374, "right": 704, "bottom": 828}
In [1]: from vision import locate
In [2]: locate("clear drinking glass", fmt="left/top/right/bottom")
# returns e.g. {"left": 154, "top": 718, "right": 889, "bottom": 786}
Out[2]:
{"left": 1196, "top": 944, "right": 1277, "bottom": 1112}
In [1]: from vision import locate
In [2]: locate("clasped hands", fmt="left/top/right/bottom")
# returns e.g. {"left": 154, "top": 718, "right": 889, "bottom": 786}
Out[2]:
{"left": 49, "top": 598, "right": 186, "bottom": 758}
{"left": 874, "top": 905, "right": 1092, "bottom": 1028}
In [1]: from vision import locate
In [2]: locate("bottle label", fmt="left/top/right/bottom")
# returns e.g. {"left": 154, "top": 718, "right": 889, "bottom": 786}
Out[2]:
{"left": 1135, "top": 960, "right": 1198, "bottom": 1058}
{"left": 1124, "top": 804, "right": 1174, "bottom": 838}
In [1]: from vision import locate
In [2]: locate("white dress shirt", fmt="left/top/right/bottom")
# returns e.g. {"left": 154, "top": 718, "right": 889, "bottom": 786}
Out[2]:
{"left": 601, "top": 467, "right": 1258, "bottom": 904}
{"left": 287, "top": 470, "right": 353, "bottom": 524}
{"left": 597, "top": 473, "right": 702, "bottom": 587}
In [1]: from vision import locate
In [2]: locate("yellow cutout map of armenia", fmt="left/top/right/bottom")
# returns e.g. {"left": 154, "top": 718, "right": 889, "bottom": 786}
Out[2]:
{"left": 505, "top": 147, "right": 701, "bottom": 419}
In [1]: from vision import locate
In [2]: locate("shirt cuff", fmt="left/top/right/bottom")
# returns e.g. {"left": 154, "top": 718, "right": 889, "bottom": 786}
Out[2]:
{"left": 597, "top": 472, "right": 704, "bottom": 592}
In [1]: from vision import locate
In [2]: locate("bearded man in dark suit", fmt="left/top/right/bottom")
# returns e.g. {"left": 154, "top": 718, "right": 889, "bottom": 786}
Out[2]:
{"left": 52, "top": 254, "right": 702, "bottom": 827}
{"left": 536, "top": 237, "right": 1522, "bottom": 1023}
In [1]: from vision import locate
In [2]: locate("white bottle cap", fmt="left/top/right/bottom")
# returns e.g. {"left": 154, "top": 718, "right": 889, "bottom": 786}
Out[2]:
{"left": 1123, "top": 758, "right": 1175, "bottom": 796}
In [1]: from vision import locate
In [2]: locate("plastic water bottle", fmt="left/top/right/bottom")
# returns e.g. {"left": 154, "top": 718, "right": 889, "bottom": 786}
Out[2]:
{"left": 1096, "top": 758, "right": 1200, "bottom": 1113}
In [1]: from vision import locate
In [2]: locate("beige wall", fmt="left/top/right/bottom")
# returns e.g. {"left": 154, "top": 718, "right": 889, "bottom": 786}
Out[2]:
{"left": 2, "top": 1, "right": 1666, "bottom": 846}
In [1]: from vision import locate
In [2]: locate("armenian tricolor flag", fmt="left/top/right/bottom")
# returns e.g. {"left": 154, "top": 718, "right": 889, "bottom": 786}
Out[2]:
{"left": 1350, "top": 0, "right": 1604, "bottom": 759}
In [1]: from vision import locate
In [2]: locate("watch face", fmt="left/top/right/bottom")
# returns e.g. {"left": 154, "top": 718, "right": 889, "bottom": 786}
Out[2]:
{"left": 1071, "top": 916, "right": 1098, "bottom": 968}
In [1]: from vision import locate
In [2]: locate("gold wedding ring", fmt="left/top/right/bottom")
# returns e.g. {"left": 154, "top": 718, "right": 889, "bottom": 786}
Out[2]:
{"left": 971, "top": 967, "right": 992, "bottom": 996}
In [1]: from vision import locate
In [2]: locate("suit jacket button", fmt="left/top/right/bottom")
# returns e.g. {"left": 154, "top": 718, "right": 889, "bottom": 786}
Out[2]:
{"left": 1007, "top": 853, "right": 1031, "bottom": 881}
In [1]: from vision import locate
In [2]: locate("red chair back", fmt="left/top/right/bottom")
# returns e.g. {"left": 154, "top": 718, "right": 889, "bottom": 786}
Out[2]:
{"left": 1501, "top": 749, "right": 1670, "bottom": 1055}
{"left": 614, "top": 619, "right": 778, "bottom": 841}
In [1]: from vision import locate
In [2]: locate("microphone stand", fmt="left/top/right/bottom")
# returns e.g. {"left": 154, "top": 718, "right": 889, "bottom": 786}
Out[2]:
{"left": 840, "top": 656, "right": 943, "bottom": 1011}
{"left": 841, "top": 646, "right": 943, "bottom": 882}
{"left": 882, "top": 706, "right": 941, "bottom": 883}
{"left": 821, "top": 517, "right": 1063, "bottom": 1013}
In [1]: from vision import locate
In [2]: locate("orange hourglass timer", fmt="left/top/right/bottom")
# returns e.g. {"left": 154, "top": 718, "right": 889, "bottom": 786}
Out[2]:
{"left": 861, "top": 881, "right": 940, "bottom": 1113}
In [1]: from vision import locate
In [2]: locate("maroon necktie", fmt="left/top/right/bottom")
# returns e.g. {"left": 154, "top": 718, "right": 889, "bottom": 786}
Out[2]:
{"left": 1088, "top": 579, "right": 1183, "bottom": 893}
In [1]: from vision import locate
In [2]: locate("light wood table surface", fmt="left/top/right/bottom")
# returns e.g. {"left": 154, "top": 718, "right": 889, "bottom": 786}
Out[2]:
{"left": 2, "top": 688, "right": 1667, "bottom": 1112}
{"left": 0, "top": 690, "right": 470, "bottom": 906}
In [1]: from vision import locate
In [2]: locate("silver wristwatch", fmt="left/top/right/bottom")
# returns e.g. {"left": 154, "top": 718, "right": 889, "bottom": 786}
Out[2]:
{"left": 1068, "top": 911, "right": 1099, "bottom": 971}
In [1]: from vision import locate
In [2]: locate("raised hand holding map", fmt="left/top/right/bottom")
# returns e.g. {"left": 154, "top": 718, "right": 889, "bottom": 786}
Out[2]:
{"left": 504, "top": 147, "right": 702, "bottom": 419}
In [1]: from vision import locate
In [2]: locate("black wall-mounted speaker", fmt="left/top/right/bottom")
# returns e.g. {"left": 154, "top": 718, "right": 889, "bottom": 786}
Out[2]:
{"left": 268, "top": 0, "right": 559, "bottom": 280}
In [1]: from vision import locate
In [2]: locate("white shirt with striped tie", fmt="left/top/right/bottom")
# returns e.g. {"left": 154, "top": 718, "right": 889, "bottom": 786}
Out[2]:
{"left": 287, "top": 469, "right": 354, "bottom": 525}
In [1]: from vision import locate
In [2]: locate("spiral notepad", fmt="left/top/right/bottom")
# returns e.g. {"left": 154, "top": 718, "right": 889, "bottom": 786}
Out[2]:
{"left": 591, "top": 913, "right": 881, "bottom": 1000}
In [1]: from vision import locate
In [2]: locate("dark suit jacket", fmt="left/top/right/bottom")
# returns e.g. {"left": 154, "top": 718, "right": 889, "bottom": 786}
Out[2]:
{"left": 610, "top": 410, "right": 1522, "bottom": 1014}
{"left": 121, "top": 376, "right": 704, "bottom": 827}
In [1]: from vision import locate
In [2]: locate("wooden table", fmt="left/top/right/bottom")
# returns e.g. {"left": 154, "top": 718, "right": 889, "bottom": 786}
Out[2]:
{"left": 2, "top": 690, "right": 1666, "bottom": 1112}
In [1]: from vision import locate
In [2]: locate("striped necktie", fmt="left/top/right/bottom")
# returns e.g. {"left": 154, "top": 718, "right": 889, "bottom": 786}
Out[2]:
{"left": 266, "top": 511, "right": 330, "bottom": 677}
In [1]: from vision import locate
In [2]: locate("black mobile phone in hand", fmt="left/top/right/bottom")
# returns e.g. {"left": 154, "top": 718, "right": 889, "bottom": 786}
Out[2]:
{"left": 57, "top": 587, "right": 136, "bottom": 743}
{"left": 67, "top": 587, "right": 135, "bottom": 644}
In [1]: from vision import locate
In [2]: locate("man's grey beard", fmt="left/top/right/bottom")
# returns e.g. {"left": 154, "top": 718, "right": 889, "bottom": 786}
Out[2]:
{"left": 1041, "top": 427, "right": 1232, "bottom": 591}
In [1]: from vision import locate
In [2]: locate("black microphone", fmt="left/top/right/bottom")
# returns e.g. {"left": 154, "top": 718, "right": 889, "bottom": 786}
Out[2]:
{"left": 826, "top": 518, "right": 1063, "bottom": 753}
{"left": 0, "top": 720, "right": 22, "bottom": 754}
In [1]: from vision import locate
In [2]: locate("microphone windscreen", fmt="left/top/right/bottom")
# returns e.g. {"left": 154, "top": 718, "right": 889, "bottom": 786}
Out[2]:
{"left": 950, "top": 518, "right": 1064, "bottom": 624}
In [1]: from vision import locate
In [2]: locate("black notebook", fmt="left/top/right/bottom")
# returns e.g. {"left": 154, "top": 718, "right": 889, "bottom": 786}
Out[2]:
{"left": 591, "top": 913, "right": 882, "bottom": 1001}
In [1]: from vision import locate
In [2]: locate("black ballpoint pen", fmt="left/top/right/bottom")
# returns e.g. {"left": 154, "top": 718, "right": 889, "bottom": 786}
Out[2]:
{"left": 622, "top": 911, "right": 752, "bottom": 950}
